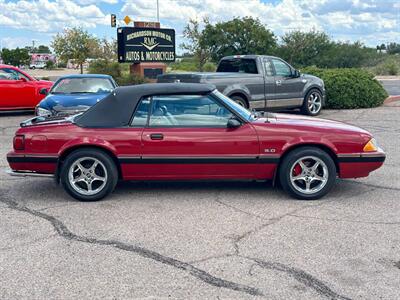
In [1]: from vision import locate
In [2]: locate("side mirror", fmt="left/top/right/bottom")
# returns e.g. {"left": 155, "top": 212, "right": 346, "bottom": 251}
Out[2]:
{"left": 293, "top": 69, "right": 301, "bottom": 78}
{"left": 19, "top": 77, "right": 28, "bottom": 82}
{"left": 227, "top": 118, "right": 241, "bottom": 129}
{"left": 39, "top": 88, "right": 48, "bottom": 95}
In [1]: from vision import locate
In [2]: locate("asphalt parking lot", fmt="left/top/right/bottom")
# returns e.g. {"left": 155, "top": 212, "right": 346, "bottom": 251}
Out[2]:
{"left": 1, "top": 104, "right": 399, "bottom": 299}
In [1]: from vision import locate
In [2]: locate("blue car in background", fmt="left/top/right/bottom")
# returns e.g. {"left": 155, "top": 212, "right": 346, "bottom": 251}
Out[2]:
{"left": 35, "top": 74, "right": 117, "bottom": 116}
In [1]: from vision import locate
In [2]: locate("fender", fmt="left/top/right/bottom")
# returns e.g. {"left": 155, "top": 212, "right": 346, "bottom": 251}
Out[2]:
{"left": 271, "top": 137, "right": 339, "bottom": 186}
{"left": 58, "top": 137, "right": 118, "bottom": 158}
{"left": 222, "top": 84, "right": 251, "bottom": 101}
{"left": 280, "top": 136, "right": 339, "bottom": 156}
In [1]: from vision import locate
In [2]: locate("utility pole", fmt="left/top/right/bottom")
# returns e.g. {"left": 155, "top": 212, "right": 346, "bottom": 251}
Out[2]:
{"left": 156, "top": 0, "right": 159, "bottom": 22}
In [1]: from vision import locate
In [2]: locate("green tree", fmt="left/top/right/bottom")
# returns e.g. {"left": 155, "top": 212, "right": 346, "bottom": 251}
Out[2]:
{"left": 180, "top": 19, "right": 212, "bottom": 71}
{"left": 387, "top": 42, "right": 400, "bottom": 54}
{"left": 93, "top": 38, "right": 117, "bottom": 61}
{"left": 37, "top": 45, "right": 51, "bottom": 53}
{"left": 202, "top": 17, "right": 277, "bottom": 62}
{"left": 321, "top": 42, "right": 378, "bottom": 68}
{"left": 0, "top": 47, "right": 30, "bottom": 66}
{"left": 278, "top": 30, "right": 332, "bottom": 67}
{"left": 51, "top": 27, "right": 99, "bottom": 74}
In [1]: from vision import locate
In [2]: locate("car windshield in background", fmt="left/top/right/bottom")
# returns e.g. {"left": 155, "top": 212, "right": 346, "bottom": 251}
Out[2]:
{"left": 212, "top": 90, "right": 254, "bottom": 121}
{"left": 51, "top": 78, "right": 114, "bottom": 94}
{"left": 216, "top": 58, "right": 258, "bottom": 74}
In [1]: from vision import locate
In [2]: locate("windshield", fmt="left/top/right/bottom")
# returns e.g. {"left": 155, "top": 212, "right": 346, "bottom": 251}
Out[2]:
{"left": 51, "top": 78, "right": 114, "bottom": 94}
{"left": 212, "top": 90, "right": 255, "bottom": 121}
{"left": 216, "top": 58, "right": 258, "bottom": 74}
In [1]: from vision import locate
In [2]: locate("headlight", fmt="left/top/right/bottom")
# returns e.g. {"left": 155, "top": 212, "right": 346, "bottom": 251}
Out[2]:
{"left": 36, "top": 107, "right": 51, "bottom": 116}
{"left": 363, "top": 138, "right": 379, "bottom": 152}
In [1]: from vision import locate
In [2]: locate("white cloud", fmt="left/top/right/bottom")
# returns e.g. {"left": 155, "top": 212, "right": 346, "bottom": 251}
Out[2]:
{"left": 121, "top": 0, "right": 400, "bottom": 47}
{"left": 0, "top": 0, "right": 399, "bottom": 50}
{"left": 0, "top": 0, "right": 108, "bottom": 33}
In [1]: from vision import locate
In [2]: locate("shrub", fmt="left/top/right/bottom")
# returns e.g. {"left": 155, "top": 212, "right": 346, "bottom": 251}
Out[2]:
{"left": 88, "top": 60, "right": 149, "bottom": 86}
{"left": 116, "top": 73, "right": 149, "bottom": 86}
{"left": 203, "top": 62, "right": 217, "bottom": 72}
{"left": 88, "top": 60, "right": 121, "bottom": 79}
{"left": 45, "top": 60, "right": 56, "bottom": 70}
{"left": 371, "top": 56, "right": 400, "bottom": 75}
{"left": 301, "top": 67, "right": 388, "bottom": 109}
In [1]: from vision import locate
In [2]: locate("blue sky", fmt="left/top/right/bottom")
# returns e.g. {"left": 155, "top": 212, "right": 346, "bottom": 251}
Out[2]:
{"left": 0, "top": 0, "right": 399, "bottom": 52}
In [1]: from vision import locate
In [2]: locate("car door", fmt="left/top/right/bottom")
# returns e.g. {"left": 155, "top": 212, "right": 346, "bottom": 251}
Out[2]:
{"left": 262, "top": 58, "right": 276, "bottom": 108}
{"left": 0, "top": 68, "right": 35, "bottom": 109}
{"left": 0, "top": 68, "right": 19, "bottom": 109}
{"left": 271, "top": 58, "right": 305, "bottom": 107}
{"left": 139, "top": 94, "right": 260, "bottom": 179}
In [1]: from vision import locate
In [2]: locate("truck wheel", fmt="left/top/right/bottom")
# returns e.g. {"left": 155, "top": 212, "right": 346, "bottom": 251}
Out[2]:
{"left": 301, "top": 89, "right": 322, "bottom": 116}
{"left": 60, "top": 149, "right": 118, "bottom": 201}
{"left": 231, "top": 95, "right": 248, "bottom": 108}
{"left": 279, "top": 147, "right": 336, "bottom": 200}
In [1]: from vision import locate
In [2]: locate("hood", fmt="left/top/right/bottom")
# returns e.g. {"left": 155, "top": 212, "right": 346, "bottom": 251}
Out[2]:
{"left": 39, "top": 92, "right": 110, "bottom": 113}
{"left": 252, "top": 113, "right": 370, "bottom": 135}
{"left": 274, "top": 113, "right": 369, "bottom": 135}
{"left": 301, "top": 73, "right": 322, "bottom": 82}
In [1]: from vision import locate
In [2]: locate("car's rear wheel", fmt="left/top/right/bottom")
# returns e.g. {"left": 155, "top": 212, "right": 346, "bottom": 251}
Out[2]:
{"left": 231, "top": 95, "right": 248, "bottom": 108}
{"left": 279, "top": 147, "right": 336, "bottom": 200}
{"left": 301, "top": 89, "right": 323, "bottom": 116}
{"left": 60, "top": 149, "right": 118, "bottom": 201}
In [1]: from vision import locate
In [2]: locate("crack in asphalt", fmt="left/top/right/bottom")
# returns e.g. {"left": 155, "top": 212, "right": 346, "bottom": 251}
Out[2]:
{"left": 228, "top": 203, "right": 323, "bottom": 256}
{"left": 1, "top": 186, "right": 355, "bottom": 299}
{"left": 0, "top": 192, "right": 263, "bottom": 297}
{"left": 214, "top": 197, "right": 267, "bottom": 221}
{"left": 288, "top": 214, "right": 400, "bottom": 225}
{"left": 243, "top": 257, "right": 352, "bottom": 300}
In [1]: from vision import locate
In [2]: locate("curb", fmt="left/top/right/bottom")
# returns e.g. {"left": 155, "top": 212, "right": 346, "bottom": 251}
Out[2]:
{"left": 384, "top": 95, "right": 400, "bottom": 106}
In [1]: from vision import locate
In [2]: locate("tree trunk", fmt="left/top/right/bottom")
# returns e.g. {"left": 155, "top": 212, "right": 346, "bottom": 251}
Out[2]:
{"left": 80, "top": 63, "right": 83, "bottom": 74}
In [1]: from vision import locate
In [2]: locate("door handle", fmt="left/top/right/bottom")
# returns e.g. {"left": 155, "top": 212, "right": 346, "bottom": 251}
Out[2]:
{"left": 275, "top": 80, "right": 282, "bottom": 86}
{"left": 150, "top": 133, "right": 164, "bottom": 140}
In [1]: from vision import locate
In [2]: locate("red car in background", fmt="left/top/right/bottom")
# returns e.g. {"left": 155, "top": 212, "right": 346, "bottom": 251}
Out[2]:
{"left": 0, "top": 65, "right": 53, "bottom": 111}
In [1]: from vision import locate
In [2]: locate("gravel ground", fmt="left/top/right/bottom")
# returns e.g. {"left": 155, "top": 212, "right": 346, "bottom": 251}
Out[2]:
{"left": 0, "top": 105, "right": 399, "bottom": 299}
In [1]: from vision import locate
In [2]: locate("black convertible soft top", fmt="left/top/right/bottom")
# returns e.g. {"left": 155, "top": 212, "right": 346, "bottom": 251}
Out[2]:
{"left": 75, "top": 83, "right": 216, "bottom": 128}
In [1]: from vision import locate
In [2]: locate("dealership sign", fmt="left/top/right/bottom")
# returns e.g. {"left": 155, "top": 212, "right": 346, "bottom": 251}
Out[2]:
{"left": 117, "top": 27, "right": 175, "bottom": 63}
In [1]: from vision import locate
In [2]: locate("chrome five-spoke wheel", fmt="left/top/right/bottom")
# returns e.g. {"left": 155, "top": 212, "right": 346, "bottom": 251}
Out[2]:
{"left": 61, "top": 148, "right": 118, "bottom": 201}
{"left": 279, "top": 147, "right": 336, "bottom": 200}
{"left": 289, "top": 156, "right": 328, "bottom": 195}
{"left": 68, "top": 157, "right": 108, "bottom": 196}
{"left": 307, "top": 92, "right": 322, "bottom": 115}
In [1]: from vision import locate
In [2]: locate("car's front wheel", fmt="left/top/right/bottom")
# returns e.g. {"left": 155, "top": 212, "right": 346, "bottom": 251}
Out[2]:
{"left": 301, "top": 89, "right": 323, "bottom": 116}
{"left": 279, "top": 147, "right": 336, "bottom": 200}
{"left": 60, "top": 149, "right": 118, "bottom": 201}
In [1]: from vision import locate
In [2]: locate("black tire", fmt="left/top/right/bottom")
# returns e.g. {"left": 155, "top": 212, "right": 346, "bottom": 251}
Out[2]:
{"left": 60, "top": 148, "right": 118, "bottom": 201}
{"left": 301, "top": 89, "right": 323, "bottom": 116}
{"left": 279, "top": 147, "right": 336, "bottom": 200}
{"left": 231, "top": 95, "right": 248, "bottom": 108}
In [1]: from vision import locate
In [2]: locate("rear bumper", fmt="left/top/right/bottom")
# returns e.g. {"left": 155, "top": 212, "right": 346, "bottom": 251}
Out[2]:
{"left": 337, "top": 150, "right": 385, "bottom": 178}
{"left": 7, "top": 152, "right": 58, "bottom": 175}
{"left": 6, "top": 168, "right": 54, "bottom": 178}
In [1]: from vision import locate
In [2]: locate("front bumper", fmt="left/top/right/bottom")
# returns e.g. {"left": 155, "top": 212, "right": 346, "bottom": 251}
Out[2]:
{"left": 337, "top": 149, "right": 385, "bottom": 178}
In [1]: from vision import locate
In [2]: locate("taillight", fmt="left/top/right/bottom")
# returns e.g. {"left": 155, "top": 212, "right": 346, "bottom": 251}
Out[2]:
{"left": 13, "top": 135, "right": 25, "bottom": 150}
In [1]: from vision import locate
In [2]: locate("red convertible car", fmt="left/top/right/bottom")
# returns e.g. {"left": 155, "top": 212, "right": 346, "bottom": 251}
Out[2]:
{"left": 6, "top": 83, "right": 385, "bottom": 201}
{"left": 0, "top": 65, "right": 53, "bottom": 111}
